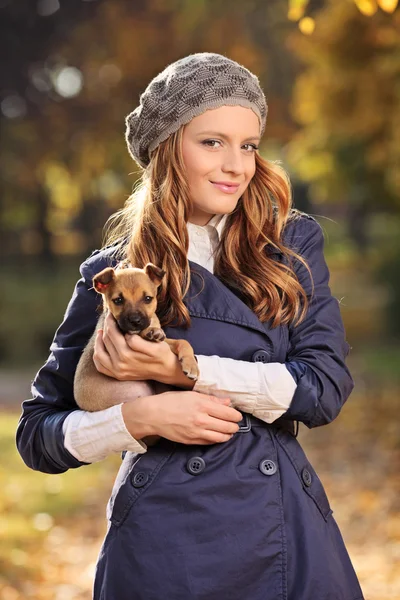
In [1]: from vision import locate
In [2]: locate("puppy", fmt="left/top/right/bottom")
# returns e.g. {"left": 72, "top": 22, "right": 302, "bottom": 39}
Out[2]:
{"left": 73, "top": 262, "right": 199, "bottom": 415}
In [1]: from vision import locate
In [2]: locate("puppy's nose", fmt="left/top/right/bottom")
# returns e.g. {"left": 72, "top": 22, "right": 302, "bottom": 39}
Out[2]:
{"left": 118, "top": 312, "right": 149, "bottom": 335}
{"left": 128, "top": 315, "right": 143, "bottom": 327}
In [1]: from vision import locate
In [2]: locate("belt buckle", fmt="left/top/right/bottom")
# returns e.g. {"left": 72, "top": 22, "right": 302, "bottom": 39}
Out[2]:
{"left": 237, "top": 412, "right": 251, "bottom": 432}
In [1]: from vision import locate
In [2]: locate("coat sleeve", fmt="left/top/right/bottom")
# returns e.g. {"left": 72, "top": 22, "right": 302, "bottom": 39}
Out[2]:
{"left": 16, "top": 254, "right": 102, "bottom": 474}
{"left": 282, "top": 215, "right": 354, "bottom": 428}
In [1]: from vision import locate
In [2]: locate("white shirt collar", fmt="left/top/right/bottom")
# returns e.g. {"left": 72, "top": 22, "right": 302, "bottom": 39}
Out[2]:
{"left": 187, "top": 213, "right": 229, "bottom": 242}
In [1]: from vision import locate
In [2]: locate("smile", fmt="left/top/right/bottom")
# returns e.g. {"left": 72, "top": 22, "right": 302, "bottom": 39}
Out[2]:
{"left": 210, "top": 182, "right": 240, "bottom": 194}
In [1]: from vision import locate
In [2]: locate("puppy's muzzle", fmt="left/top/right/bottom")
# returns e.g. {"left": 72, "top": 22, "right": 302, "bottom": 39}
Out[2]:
{"left": 118, "top": 312, "right": 150, "bottom": 335}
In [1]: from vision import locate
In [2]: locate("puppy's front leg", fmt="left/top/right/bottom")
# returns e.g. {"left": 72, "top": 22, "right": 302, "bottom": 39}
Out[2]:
{"left": 164, "top": 338, "right": 200, "bottom": 381}
{"left": 141, "top": 326, "right": 166, "bottom": 342}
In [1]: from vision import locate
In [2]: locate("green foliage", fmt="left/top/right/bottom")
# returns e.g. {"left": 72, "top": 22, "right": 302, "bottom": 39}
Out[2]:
{"left": 374, "top": 245, "right": 400, "bottom": 337}
{"left": 0, "top": 259, "right": 88, "bottom": 367}
{"left": 1, "top": 0, "right": 400, "bottom": 357}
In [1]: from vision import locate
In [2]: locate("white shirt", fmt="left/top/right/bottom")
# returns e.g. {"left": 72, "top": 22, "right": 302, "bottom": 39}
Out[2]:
{"left": 62, "top": 214, "right": 297, "bottom": 463}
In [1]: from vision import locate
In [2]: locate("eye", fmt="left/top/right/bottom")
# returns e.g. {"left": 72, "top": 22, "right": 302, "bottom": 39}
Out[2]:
{"left": 143, "top": 296, "right": 153, "bottom": 304}
{"left": 112, "top": 295, "right": 124, "bottom": 305}
{"left": 202, "top": 139, "right": 222, "bottom": 149}
{"left": 202, "top": 140, "right": 258, "bottom": 152}
{"left": 243, "top": 143, "right": 259, "bottom": 152}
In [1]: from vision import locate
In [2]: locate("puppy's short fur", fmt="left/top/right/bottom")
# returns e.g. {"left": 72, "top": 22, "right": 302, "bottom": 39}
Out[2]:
{"left": 73, "top": 262, "right": 199, "bottom": 413}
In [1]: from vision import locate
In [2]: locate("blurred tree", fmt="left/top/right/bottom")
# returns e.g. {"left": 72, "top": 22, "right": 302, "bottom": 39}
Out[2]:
{"left": 288, "top": 0, "right": 399, "bottom": 20}
{"left": 0, "top": 0, "right": 302, "bottom": 261}
{"left": 2, "top": 0, "right": 399, "bottom": 262}
{"left": 2, "top": 0, "right": 400, "bottom": 361}
{"left": 375, "top": 241, "right": 400, "bottom": 336}
{"left": 0, "top": 0, "right": 108, "bottom": 260}
{"left": 284, "top": 0, "right": 400, "bottom": 250}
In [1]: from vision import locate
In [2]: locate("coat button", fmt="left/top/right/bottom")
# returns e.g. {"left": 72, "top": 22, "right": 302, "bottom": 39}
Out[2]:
{"left": 132, "top": 472, "right": 149, "bottom": 488}
{"left": 259, "top": 459, "right": 277, "bottom": 476}
{"left": 302, "top": 467, "right": 312, "bottom": 487}
{"left": 187, "top": 456, "right": 206, "bottom": 475}
{"left": 251, "top": 350, "right": 270, "bottom": 363}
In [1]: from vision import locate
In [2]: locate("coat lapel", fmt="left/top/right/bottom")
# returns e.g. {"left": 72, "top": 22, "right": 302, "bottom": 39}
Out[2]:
{"left": 186, "top": 260, "right": 278, "bottom": 344}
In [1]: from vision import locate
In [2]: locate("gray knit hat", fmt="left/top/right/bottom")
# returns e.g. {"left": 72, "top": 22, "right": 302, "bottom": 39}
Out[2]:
{"left": 125, "top": 52, "right": 268, "bottom": 169}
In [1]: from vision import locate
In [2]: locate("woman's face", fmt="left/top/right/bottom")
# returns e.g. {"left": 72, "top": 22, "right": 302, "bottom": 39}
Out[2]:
{"left": 181, "top": 105, "right": 260, "bottom": 225}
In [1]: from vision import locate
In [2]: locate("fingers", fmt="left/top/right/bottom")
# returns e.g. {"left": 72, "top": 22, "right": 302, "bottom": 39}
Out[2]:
{"left": 206, "top": 398, "right": 243, "bottom": 423}
{"left": 125, "top": 333, "right": 158, "bottom": 356}
{"left": 203, "top": 415, "right": 240, "bottom": 435}
{"left": 102, "top": 313, "right": 127, "bottom": 363}
{"left": 93, "top": 331, "right": 116, "bottom": 377}
{"left": 211, "top": 397, "right": 231, "bottom": 404}
{"left": 194, "top": 396, "right": 243, "bottom": 440}
{"left": 188, "top": 429, "right": 236, "bottom": 444}
{"left": 97, "top": 328, "right": 119, "bottom": 367}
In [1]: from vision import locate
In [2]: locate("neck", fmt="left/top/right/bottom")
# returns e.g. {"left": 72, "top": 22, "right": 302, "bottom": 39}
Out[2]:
{"left": 189, "top": 213, "right": 224, "bottom": 227}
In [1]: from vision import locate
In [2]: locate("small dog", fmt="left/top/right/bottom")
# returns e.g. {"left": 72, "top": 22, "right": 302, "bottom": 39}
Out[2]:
{"left": 73, "top": 262, "right": 199, "bottom": 413}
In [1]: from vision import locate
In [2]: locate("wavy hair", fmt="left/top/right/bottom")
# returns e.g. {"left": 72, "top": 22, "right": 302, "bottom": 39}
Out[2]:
{"left": 102, "top": 127, "right": 313, "bottom": 329}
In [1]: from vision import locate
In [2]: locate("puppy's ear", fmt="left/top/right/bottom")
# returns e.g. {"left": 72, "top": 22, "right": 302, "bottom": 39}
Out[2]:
{"left": 144, "top": 263, "right": 166, "bottom": 286}
{"left": 93, "top": 268, "right": 115, "bottom": 294}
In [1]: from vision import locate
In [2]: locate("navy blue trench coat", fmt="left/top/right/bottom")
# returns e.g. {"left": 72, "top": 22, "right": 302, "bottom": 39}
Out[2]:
{"left": 17, "top": 213, "right": 364, "bottom": 600}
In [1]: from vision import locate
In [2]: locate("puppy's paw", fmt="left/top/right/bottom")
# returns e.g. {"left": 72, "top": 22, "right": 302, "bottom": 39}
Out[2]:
{"left": 144, "top": 327, "right": 166, "bottom": 342}
{"left": 180, "top": 357, "right": 200, "bottom": 381}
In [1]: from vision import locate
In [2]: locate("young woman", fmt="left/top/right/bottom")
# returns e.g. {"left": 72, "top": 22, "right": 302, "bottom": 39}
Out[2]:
{"left": 17, "top": 52, "right": 364, "bottom": 600}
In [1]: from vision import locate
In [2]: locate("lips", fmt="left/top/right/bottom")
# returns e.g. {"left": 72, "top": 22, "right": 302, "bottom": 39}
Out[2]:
{"left": 210, "top": 181, "right": 240, "bottom": 194}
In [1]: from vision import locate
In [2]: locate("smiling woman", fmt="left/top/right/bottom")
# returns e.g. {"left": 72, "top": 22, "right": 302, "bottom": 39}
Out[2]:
{"left": 16, "top": 52, "right": 364, "bottom": 600}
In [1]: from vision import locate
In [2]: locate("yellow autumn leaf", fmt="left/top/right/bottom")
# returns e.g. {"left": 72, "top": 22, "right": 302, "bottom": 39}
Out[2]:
{"left": 377, "top": 0, "right": 399, "bottom": 12}
{"left": 288, "top": 0, "right": 308, "bottom": 21}
{"left": 354, "top": 0, "right": 378, "bottom": 15}
{"left": 299, "top": 16, "right": 315, "bottom": 35}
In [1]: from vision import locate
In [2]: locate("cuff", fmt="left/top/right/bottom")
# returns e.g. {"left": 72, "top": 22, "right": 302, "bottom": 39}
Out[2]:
{"left": 63, "top": 404, "right": 147, "bottom": 464}
{"left": 252, "top": 363, "right": 297, "bottom": 423}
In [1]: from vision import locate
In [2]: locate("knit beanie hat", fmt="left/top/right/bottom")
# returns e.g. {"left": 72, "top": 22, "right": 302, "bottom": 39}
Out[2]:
{"left": 125, "top": 52, "right": 268, "bottom": 169}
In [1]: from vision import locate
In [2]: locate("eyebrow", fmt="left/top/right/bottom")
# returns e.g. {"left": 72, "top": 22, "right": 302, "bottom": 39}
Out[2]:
{"left": 197, "top": 131, "right": 261, "bottom": 142}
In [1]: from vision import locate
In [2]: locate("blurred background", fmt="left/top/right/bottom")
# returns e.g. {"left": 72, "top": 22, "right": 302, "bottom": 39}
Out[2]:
{"left": 1, "top": 0, "right": 399, "bottom": 598}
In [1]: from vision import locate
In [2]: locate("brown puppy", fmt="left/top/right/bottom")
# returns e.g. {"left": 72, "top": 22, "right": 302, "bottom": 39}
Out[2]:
{"left": 73, "top": 262, "right": 199, "bottom": 413}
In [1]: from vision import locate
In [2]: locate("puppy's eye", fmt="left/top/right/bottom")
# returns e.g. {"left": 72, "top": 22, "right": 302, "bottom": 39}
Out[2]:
{"left": 112, "top": 296, "right": 124, "bottom": 306}
{"left": 144, "top": 296, "right": 153, "bottom": 304}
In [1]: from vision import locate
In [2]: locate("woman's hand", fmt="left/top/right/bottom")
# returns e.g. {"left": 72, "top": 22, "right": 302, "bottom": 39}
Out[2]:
{"left": 122, "top": 391, "right": 243, "bottom": 445}
{"left": 93, "top": 313, "right": 192, "bottom": 387}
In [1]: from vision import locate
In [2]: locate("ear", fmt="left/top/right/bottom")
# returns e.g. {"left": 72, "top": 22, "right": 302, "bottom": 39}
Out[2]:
{"left": 144, "top": 263, "right": 166, "bottom": 286}
{"left": 93, "top": 267, "right": 115, "bottom": 294}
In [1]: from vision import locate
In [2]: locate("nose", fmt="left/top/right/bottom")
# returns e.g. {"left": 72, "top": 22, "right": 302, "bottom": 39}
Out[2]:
{"left": 119, "top": 312, "right": 149, "bottom": 335}
{"left": 221, "top": 148, "right": 246, "bottom": 176}
{"left": 128, "top": 314, "right": 143, "bottom": 327}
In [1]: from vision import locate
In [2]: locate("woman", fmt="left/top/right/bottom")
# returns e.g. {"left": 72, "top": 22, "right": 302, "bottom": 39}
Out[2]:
{"left": 16, "top": 52, "right": 364, "bottom": 600}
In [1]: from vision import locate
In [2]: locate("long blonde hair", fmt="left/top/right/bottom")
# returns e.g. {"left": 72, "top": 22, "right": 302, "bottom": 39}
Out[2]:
{"left": 103, "top": 126, "right": 313, "bottom": 329}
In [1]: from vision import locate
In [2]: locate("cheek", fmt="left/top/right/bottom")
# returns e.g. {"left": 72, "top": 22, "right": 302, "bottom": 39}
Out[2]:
{"left": 182, "top": 142, "right": 212, "bottom": 182}
{"left": 108, "top": 305, "right": 123, "bottom": 318}
{"left": 246, "top": 160, "right": 256, "bottom": 181}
